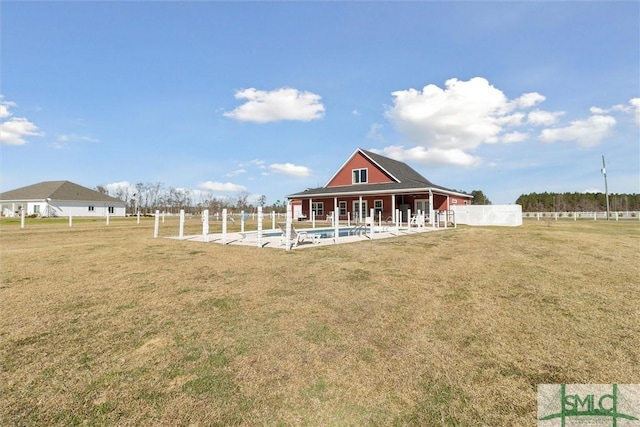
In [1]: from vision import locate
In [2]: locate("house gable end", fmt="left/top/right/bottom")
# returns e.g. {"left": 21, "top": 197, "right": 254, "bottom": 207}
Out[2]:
{"left": 325, "top": 149, "right": 398, "bottom": 188}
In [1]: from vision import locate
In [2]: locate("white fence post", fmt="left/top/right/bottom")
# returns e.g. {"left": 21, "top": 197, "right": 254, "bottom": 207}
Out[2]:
{"left": 203, "top": 209, "right": 209, "bottom": 242}
{"left": 69, "top": 214, "right": 73, "bottom": 228}
{"left": 154, "top": 210, "right": 160, "bottom": 238}
{"left": 240, "top": 210, "right": 245, "bottom": 233}
{"left": 179, "top": 209, "right": 185, "bottom": 239}
{"left": 222, "top": 208, "right": 227, "bottom": 244}
{"left": 369, "top": 208, "right": 374, "bottom": 239}
{"left": 272, "top": 211, "right": 276, "bottom": 230}
{"left": 20, "top": 209, "right": 25, "bottom": 229}
{"left": 334, "top": 210, "right": 339, "bottom": 243}
{"left": 285, "top": 204, "right": 292, "bottom": 251}
{"left": 106, "top": 211, "right": 110, "bottom": 226}
{"left": 257, "top": 207, "right": 263, "bottom": 248}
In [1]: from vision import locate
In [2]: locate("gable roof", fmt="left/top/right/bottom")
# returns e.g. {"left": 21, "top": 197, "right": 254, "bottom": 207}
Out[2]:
{"left": 0, "top": 181, "right": 124, "bottom": 203}
{"left": 289, "top": 148, "right": 471, "bottom": 198}
{"left": 359, "top": 149, "right": 434, "bottom": 187}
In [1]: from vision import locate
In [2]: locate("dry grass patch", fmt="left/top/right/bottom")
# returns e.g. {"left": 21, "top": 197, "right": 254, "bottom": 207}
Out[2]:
{"left": 1, "top": 218, "right": 639, "bottom": 425}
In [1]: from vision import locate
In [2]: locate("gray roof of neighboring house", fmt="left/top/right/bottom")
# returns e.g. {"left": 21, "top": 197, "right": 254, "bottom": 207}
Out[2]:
{"left": 0, "top": 181, "right": 125, "bottom": 204}
{"left": 288, "top": 148, "right": 470, "bottom": 198}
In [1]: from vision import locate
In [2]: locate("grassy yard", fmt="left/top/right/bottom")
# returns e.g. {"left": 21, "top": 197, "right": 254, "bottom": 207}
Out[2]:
{"left": 1, "top": 218, "right": 638, "bottom": 425}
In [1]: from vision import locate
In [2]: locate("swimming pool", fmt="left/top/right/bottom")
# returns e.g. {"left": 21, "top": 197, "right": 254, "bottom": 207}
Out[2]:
{"left": 263, "top": 226, "right": 371, "bottom": 239}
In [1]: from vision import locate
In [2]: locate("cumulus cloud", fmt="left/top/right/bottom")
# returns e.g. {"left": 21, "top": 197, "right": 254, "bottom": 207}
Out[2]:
{"left": 199, "top": 181, "right": 247, "bottom": 192}
{"left": 500, "top": 131, "right": 529, "bottom": 143}
{"left": 224, "top": 87, "right": 325, "bottom": 123}
{"left": 631, "top": 98, "right": 640, "bottom": 125}
{"left": 382, "top": 77, "right": 550, "bottom": 166}
{"left": 512, "top": 92, "right": 546, "bottom": 108}
{"left": 0, "top": 97, "right": 44, "bottom": 145}
{"left": 0, "top": 99, "right": 16, "bottom": 118}
{"left": 539, "top": 115, "right": 616, "bottom": 147}
{"left": 372, "top": 145, "right": 480, "bottom": 167}
{"left": 269, "top": 162, "right": 311, "bottom": 177}
{"left": 527, "top": 110, "right": 565, "bottom": 126}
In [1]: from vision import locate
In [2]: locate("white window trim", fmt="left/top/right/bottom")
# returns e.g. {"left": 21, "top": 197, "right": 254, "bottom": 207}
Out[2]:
{"left": 352, "top": 168, "right": 368, "bottom": 184}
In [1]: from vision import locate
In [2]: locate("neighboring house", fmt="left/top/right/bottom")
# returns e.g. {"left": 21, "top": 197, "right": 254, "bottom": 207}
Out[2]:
{"left": 0, "top": 180, "right": 126, "bottom": 218}
{"left": 287, "top": 148, "right": 472, "bottom": 223}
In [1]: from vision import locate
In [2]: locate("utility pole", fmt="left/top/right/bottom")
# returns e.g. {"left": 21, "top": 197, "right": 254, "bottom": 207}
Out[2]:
{"left": 601, "top": 155, "right": 610, "bottom": 220}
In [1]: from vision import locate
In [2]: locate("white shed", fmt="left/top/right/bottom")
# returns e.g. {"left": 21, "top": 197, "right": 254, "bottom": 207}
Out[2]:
{"left": 0, "top": 180, "right": 126, "bottom": 218}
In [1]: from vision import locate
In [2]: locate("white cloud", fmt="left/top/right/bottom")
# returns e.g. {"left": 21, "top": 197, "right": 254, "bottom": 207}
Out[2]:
{"left": 199, "top": 181, "right": 247, "bottom": 192}
{"left": 539, "top": 115, "right": 616, "bottom": 147}
{"left": 513, "top": 92, "right": 545, "bottom": 108}
{"left": 381, "top": 77, "right": 551, "bottom": 167}
{"left": 372, "top": 145, "right": 480, "bottom": 167}
{"left": 500, "top": 131, "right": 529, "bottom": 143}
{"left": 269, "top": 162, "right": 311, "bottom": 177}
{"left": 386, "top": 77, "right": 528, "bottom": 151}
{"left": 527, "top": 110, "right": 565, "bottom": 126}
{"left": 225, "top": 169, "right": 247, "bottom": 177}
{"left": 366, "top": 123, "right": 384, "bottom": 141}
{"left": 628, "top": 98, "right": 640, "bottom": 125}
{"left": 0, "top": 97, "right": 44, "bottom": 145}
{"left": 0, "top": 98, "right": 16, "bottom": 118}
{"left": 57, "top": 134, "right": 99, "bottom": 143}
{"left": 224, "top": 87, "right": 325, "bottom": 123}
{"left": 104, "top": 181, "right": 137, "bottom": 197}
{"left": 0, "top": 117, "right": 44, "bottom": 146}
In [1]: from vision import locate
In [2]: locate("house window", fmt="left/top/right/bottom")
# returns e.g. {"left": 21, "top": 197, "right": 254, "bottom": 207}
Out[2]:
{"left": 34, "top": 205, "right": 40, "bottom": 214}
{"left": 451, "top": 199, "right": 458, "bottom": 204}
{"left": 374, "top": 200, "right": 383, "bottom": 215}
{"left": 352, "top": 168, "right": 368, "bottom": 184}
{"left": 311, "top": 202, "right": 324, "bottom": 217}
{"left": 339, "top": 201, "right": 347, "bottom": 216}
{"left": 88, "top": 206, "right": 95, "bottom": 212}
{"left": 108, "top": 206, "right": 115, "bottom": 214}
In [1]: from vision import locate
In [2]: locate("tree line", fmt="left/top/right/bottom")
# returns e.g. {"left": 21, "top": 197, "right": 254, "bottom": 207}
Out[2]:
{"left": 515, "top": 192, "right": 640, "bottom": 212}
{"left": 95, "top": 182, "right": 287, "bottom": 215}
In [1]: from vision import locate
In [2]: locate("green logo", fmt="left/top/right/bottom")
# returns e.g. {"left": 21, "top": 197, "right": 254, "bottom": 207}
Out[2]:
{"left": 538, "top": 384, "right": 639, "bottom": 426}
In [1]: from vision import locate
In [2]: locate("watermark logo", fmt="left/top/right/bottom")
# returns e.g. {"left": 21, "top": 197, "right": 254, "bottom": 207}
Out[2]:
{"left": 538, "top": 384, "right": 640, "bottom": 426}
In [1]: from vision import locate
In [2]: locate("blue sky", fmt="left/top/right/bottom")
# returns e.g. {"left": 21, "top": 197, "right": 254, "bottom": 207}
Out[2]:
{"left": 2, "top": 1, "right": 638, "bottom": 205}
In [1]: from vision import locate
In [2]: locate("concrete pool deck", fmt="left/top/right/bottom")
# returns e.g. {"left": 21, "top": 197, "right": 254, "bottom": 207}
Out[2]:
{"left": 169, "top": 225, "right": 451, "bottom": 249}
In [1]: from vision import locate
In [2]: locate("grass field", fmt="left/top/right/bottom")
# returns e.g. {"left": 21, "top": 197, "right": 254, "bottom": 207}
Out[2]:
{"left": 1, "top": 217, "right": 639, "bottom": 425}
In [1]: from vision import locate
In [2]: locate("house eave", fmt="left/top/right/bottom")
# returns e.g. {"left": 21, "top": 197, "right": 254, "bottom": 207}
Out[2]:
{"left": 288, "top": 186, "right": 471, "bottom": 199}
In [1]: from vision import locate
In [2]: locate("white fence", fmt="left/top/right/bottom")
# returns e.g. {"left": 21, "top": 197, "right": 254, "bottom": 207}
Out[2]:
{"left": 452, "top": 205, "right": 523, "bottom": 226}
{"left": 523, "top": 211, "right": 640, "bottom": 221}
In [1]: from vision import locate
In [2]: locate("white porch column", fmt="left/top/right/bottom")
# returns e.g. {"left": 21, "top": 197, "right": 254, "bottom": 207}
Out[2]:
{"left": 358, "top": 195, "right": 363, "bottom": 223}
{"left": 309, "top": 198, "right": 313, "bottom": 223}
{"left": 334, "top": 197, "right": 338, "bottom": 226}
{"left": 391, "top": 194, "right": 396, "bottom": 224}
{"left": 429, "top": 190, "right": 435, "bottom": 229}
{"left": 445, "top": 195, "right": 450, "bottom": 229}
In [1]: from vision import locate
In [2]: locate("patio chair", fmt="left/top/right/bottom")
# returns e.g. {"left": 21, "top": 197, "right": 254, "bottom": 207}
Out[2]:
{"left": 277, "top": 223, "right": 319, "bottom": 247}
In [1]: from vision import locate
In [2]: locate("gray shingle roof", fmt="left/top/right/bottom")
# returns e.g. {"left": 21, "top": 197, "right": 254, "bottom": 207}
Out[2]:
{"left": 288, "top": 148, "right": 469, "bottom": 198}
{"left": 0, "top": 181, "right": 124, "bottom": 203}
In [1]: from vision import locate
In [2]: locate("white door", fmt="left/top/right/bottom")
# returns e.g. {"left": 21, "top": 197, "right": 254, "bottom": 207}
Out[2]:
{"left": 352, "top": 201, "right": 367, "bottom": 223}
{"left": 293, "top": 204, "right": 303, "bottom": 219}
{"left": 415, "top": 199, "right": 430, "bottom": 216}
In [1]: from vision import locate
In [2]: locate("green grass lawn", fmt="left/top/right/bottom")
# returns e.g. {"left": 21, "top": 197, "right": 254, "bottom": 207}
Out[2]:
{"left": 1, "top": 218, "right": 638, "bottom": 425}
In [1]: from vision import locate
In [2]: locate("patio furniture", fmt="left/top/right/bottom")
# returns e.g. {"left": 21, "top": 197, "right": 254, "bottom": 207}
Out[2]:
{"left": 277, "top": 223, "right": 320, "bottom": 247}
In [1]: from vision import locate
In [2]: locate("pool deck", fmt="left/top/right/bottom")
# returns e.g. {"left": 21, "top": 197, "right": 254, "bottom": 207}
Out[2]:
{"left": 169, "top": 225, "right": 451, "bottom": 249}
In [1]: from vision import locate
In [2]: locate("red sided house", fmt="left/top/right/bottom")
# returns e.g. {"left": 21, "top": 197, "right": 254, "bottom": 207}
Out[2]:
{"left": 287, "top": 148, "right": 472, "bottom": 224}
